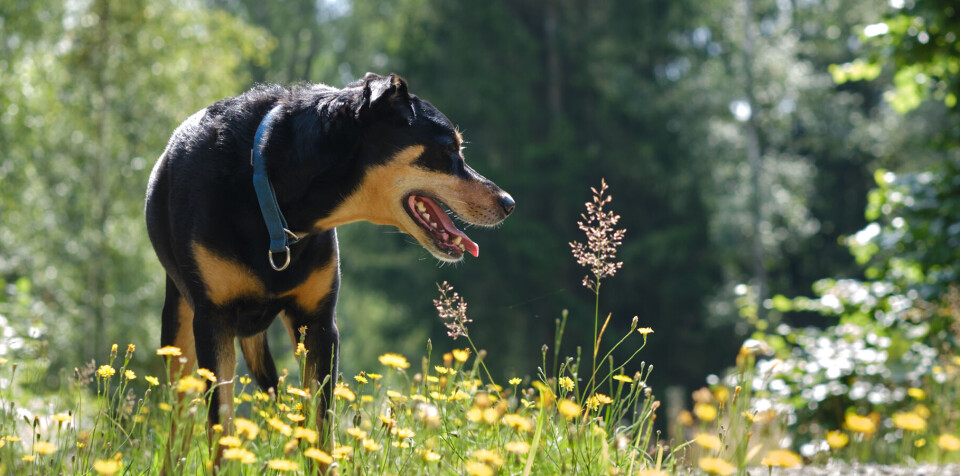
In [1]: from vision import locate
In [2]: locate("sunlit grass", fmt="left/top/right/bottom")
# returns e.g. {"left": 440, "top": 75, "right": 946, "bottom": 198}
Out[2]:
{"left": 1, "top": 180, "right": 958, "bottom": 475}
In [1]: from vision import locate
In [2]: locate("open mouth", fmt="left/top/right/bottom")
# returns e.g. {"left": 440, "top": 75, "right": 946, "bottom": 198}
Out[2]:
{"left": 405, "top": 194, "right": 479, "bottom": 259}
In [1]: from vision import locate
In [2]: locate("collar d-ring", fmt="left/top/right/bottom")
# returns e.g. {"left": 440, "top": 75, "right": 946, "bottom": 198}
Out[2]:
{"left": 268, "top": 246, "right": 291, "bottom": 271}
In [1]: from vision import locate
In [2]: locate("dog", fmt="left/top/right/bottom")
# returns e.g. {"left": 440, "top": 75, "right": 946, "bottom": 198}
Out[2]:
{"left": 145, "top": 73, "right": 514, "bottom": 456}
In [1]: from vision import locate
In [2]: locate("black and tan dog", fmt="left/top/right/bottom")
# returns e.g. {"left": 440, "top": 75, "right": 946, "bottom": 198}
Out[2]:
{"left": 145, "top": 73, "right": 513, "bottom": 450}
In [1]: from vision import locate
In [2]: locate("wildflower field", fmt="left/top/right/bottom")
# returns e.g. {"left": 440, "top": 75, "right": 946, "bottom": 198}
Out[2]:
{"left": 1, "top": 179, "right": 959, "bottom": 476}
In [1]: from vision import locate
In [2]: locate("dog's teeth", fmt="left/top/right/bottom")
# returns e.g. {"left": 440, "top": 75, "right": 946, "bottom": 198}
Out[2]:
{"left": 459, "top": 244, "right": 465, "bottom": 251}
{"left": 422, "top": 213, "right": 430, "bottom": 221}
{"left": 416, "top": 201, "right": 426, "bottom": 212}
{"left": 442, "top": 232, "right": 449, "bottom": 241}
{"left": 453, "top": 236, "right": 462, "bottom": 244}
{"left": 430, "top": 222, "right": 438, "bottom": 228}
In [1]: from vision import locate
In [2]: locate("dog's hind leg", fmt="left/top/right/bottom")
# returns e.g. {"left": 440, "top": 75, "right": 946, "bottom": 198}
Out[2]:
{"left": 239, "top": 332, "right": 280, "bottom": 394}
{"left": 160, "top": 275, "right": 197, "bottom": 380}
{"left": 158, "top": 275, "right": 198, "bottom": 474}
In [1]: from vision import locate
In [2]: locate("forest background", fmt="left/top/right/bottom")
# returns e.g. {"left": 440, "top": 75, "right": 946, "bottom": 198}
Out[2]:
{"left": 1, "top": 0, "right": 957, "bottom": 412}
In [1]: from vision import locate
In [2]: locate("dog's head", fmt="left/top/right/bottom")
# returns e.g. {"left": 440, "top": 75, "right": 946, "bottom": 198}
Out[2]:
{"left": 316, "top": 73, "right": 514, "bottom": 262}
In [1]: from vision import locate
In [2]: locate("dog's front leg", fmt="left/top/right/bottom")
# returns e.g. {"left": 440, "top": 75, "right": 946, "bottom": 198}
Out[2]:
{"left": 285, "top": 312, "right": 339, "bottom": 471}
{"left": 193, "top": 310, "right": 237, "bottom": 471}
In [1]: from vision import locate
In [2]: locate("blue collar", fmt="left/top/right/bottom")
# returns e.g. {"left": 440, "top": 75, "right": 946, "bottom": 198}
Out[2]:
{"left": 252, "top": 104, "right": 300, "bottom": 271}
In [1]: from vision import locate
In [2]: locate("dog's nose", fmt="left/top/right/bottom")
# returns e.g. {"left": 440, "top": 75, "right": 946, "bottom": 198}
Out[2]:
{"left": 498, "top": 193, "right": 515, "bottom": 216}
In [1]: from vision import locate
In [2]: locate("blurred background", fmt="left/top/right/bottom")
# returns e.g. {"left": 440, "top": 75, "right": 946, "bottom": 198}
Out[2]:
{"left": 1, "top": 0, "right": 957, "bottom": 406}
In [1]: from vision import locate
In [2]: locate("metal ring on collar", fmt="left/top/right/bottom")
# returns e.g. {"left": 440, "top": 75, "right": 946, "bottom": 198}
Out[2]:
{"left": 268, "top": 246, "right": 291, "bottom": 271}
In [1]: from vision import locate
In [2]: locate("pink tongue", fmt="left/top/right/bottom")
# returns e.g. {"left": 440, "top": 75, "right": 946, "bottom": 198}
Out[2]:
{"left": 409, "top": 195, "right": 479, "bottom": 257}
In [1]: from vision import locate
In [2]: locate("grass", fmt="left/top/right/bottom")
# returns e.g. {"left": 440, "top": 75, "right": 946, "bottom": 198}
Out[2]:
{"left": 1, "top": 180, "right": 957, "bottom": 475}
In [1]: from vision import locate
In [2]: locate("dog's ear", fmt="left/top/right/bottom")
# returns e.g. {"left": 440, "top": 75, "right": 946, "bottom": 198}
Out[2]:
{"left": 356, "top": 73, "right": 414, "bottom": 123}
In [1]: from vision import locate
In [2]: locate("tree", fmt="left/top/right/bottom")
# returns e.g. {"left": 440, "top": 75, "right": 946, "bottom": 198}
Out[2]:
{"left": 0, "top": 0, "right": 272, "bottom": 380}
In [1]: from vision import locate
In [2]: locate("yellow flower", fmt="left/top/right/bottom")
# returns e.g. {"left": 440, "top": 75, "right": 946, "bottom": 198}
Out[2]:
{"left": 558, "top": 376, "right": 575, "bottom": 391}
{"left": 346, "top": 427, "right": 367, "bottom": 440}
{"left": 938, "top": 433, "right": 960, "bottom": 452}
{"left": 844, "top": 413, "right": 877, "bottom": 435}
{"left": 465, "top": 461, "right": 494, "bottom": 476}
{"left": 713, "top": 386, "right": 730, "bottom": 404}
{"left": 826, "top": 430, "right": 849, "bottom": 450}
{"left": 156, "top": 346, "right": 182, "bottom": 356}
{"left": 239, "top": 376, "right": 251, "bottom": 385}
{"left": 294, "top": 427, "right": 318, "bottom": 444}
{"left": 333, "top": 446, "right": 354, "bottom": 460}
{"left": 96, "top": 365, "right": 116, "bottom": 379}
{"left": 452, "top": 348, "right": 470, "bottom": 363}
{"left": 223, "top": 448, "right": 257, "bottom": 464}
{"left": 892, "top": 411, "right": 927, "bottom": 432}
{"left": 196, "top": 368, "right": 217, "bottom": 383}
{"left": 21, "top": 455, "right": 35, "bottom": 462}
{"left": 367, "top": 372, "right": 382, "bottom": 380}
{"left": 334, "top": 384, "right": 356, "bottom": 402}
{"left": 294, "top": 343, "right": 307, "bottom": 356}
{"left": 51, "top": 413, "right": 71, "bottom": 424}
{"left": 304, "top": 448, "right": 333, "bottom": 464}
{"left": 761, "top": 449, "right": 802, "bottom": 468}
{"left": 287, "top": 385, "right": 310, "bottom": 398}
{"left": 378, "top": 353, "right": 411, "bottom": 369}
{"left": 699, "top": 456, "right": 735, "bottom": 475}
{"left": 394, "top": 427, "right": 416, "bottom": 439}
{"left": 218, "top": 436, "right": 242, "bottom": 448}
{"left": 473, "top": 449, "right": 503, "bottom": 466}
{"left": 286, "top": 413, "right": 305, "bottom": 423}
{"left": 93, "top": 459, "right": 121, "bottom": 475}
{"left": 212, "top": 424, "right": 223, "bottom": 433}
{"left": 503, "top": 414, "right": 533, "bottom": 432}
{"left": 157, "top": 403, "right": 171, "bottom": 412}
{"left": 916, "top": 438, "right": 927, "bottom": 448}
{"left": 361, "top": 438, "right": 381, "bottom": 451}
{"left": 638, "top": 327, "right": 654, "bottom": 336}
{"left": 586, "top": 393, "right": 613, "bottom": 410}
{"left": 695, "top": 433, "right": 723, "bottom": 451}
{"left": 420, "top": 449, "right": 442, "bottom": 462}
{"left": 267, "top": 459, "right": 298, "bottom": 472}
{"left": 636, "top": 471, "right": 670, "bottom": 476}
{"left": 509, "top": 377, "right": 522, "bottom": 386}
{"left": 557, "top": 399, "right": 582, "bottom": 420}
{"left": 694, "top": 403, "right": 718, "bottom": 422}
{"left": 613, "top": 374, "right": 633, "bottom": 384}
{"left": 266, "top": 418, "right": 292, "bottom": 437}
{"left": 234, "top": 418, "right": 259, "bottom": 440}
{"left": 907, "top": 387, "right": 927, "bottom": 400}
{"left": 124, "top": 370, "right": 136, "bottom": 381}
{"left": 33, "top": 441, "right": 57, "bottom": 455}
{"left": 678, "top": 410, "right": 694, "bottom": 426}
{"left": 355, "top": 373, "right": 368, "bottom": 384}
{"left": 126, "top": 344, "right": 135, "bottom": 354}
{"left": 5, "top": 436, "right": 21, "bottom": 442}
{"left": 176, "top": 375, "right": 206, "bottom": 394}
{"left": 144, "top": 376, "right": 159, "bottom": 386}
{"left": 505, "top": 441, "right": 530, "bottom": 455}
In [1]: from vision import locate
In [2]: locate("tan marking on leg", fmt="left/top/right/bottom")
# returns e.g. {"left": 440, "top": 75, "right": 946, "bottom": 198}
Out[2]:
{"left": 166, "top": 298, "right": 196, "bottom": 475}
{"left": 170, "top": 298, "right": 197, "bottom": 381}
{"left": 214, "top": 336, "right": 236, "bottom": 429}
{"left": 210, "top": 334, "right": 236, "bottom": 472}
{"left": 279, "top": 263, "right": 337, "bottom": 313}
{"left": 192, "top": 242, "right": 265, "bottom": 305}
{"left": 239, "top": 333, "right": 267, "bottom": 382}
